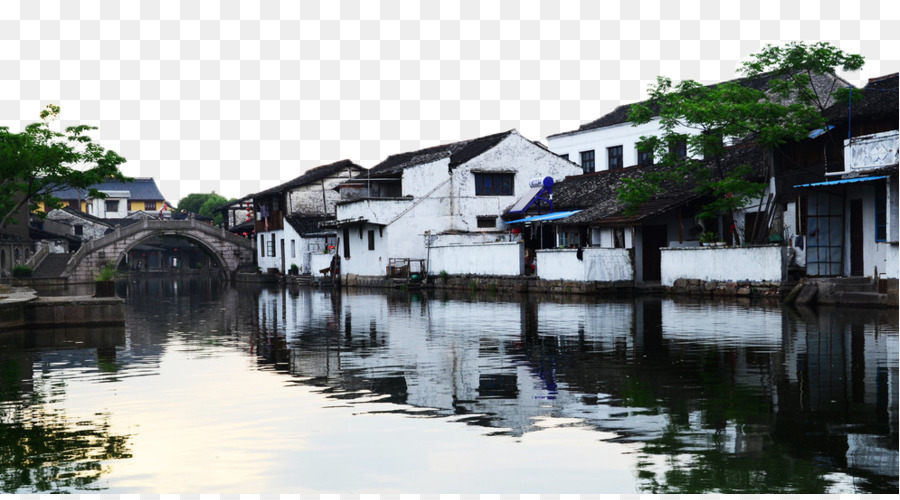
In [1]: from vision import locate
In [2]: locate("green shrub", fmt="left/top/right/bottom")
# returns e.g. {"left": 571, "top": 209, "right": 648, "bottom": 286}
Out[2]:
{"left": 95, "top": 260, "right": 119, "bottom": 281}
{"left": 12, "top": 265, "right": 32, "bottom": 278}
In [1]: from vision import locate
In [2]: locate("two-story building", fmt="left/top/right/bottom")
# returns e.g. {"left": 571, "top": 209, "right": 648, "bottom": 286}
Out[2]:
{"left": 790, "top": 73, "right": 899, "bottom": 280}
{"left": 42, "top": 178, "right": 168, "bottom": 218}
{"left": 331, "top": 130, "right": 583, "bottom": 280}
{"left": 253, "top": 159, "right": 366, "bottom": 274}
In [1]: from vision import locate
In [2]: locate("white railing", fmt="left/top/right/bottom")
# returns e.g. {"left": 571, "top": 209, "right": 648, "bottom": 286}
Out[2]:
{"left": 846, "top": 130, "right": 899, "bottom": 171}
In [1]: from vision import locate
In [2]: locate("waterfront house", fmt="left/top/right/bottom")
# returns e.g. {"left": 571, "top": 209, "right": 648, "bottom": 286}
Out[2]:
{"left": 331, "top": 130, "right": 583, "bottom": 280}
{"left": 787, "top": 73, "right": 899, "bottom": 281}
{"left": 252, "top": 159, "right": 366, "bottom": 274}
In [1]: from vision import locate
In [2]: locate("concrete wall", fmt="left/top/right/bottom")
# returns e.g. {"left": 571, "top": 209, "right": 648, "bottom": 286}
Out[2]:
{"left": 537, "top": 248, "right": 633, "bottom": 282}
{"left": 429, "top": 241, "right": 523, "bottom": 276}
{"left": 660, "top": 245, "right": 787, "bottom": 286}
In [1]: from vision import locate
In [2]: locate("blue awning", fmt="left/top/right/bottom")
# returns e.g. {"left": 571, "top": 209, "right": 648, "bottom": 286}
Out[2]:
{"left": 808, "top": 125, "right": 835, "bottom": 139}
{"left": 794, "top": 176, "right": 887, "bottom": 188}
{"left": 506, "top": 210, "right": 581, "bottom": 223}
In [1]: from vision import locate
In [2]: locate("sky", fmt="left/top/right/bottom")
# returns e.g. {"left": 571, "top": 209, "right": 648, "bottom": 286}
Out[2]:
{"left": 1, "top": 0, "right": 897, "bottom": 204}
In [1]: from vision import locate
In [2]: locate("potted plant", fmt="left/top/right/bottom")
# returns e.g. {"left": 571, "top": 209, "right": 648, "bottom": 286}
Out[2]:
{"left": 700, "top": 231, "right": 719, "bottom": 246}
{"left": 94, "top": 260, "right": 119, "bottom": 297}
{"left": 289, "top": 263, "right": 300, "bottom": 275}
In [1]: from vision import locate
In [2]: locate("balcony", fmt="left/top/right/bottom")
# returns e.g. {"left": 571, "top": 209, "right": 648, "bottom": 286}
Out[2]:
{"left": 845, "top": 130, "right": 899, "bottom": 172}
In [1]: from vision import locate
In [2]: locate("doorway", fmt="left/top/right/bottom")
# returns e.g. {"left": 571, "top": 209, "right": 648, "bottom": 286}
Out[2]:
{"left": 641, "top": 224, "right": 668, "bottom": 281}
{"left": 849, "top": 199, "right": 863, "bottom": 276}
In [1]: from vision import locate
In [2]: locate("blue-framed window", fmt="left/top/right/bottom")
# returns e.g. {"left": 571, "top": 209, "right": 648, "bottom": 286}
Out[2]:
{"left": 875, "top": 184, "right": 887, "bottom": 242}
{"left": 474, "top": 173, "right": 514, "bottom": 196}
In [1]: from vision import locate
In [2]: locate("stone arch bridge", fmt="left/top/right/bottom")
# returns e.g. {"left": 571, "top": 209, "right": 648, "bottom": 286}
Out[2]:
{"left": 63, "top": 218, "right": 255, "bottom": 283}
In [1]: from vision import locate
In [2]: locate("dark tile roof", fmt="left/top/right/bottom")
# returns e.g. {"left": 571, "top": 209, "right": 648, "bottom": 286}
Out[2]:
{"left": 51, "top": 178, "right": 166, "bottom": 201}
{"left": 285, "top": 214, "right": 336, "bottom": 236}
{"left": 824, "top": 73, "right": 898, "bottom": 124}
{"left": 549, "top": 141, "right": 768, "bottom": 226}
{"left": 548, "top": 71, "right": 814, "bottom": 139}
{"left": 253, "top": 159, "right": 366, "bottom": 199}
{"left": 362, "top": 130, "right": 515, "bottom": 177}
{"left": 58, "top": 207, "right": 115, "bottom": 226}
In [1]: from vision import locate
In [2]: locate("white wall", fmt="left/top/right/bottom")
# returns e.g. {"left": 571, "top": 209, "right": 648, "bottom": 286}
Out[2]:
{"left": 536, "top": 248, "right": 633, "bottom": 282}
{"left": 547, "top": 119, "right": 696, "bottom": 172}
{"left": 660, "top": 245, "right": 787, "bottom": 286}
{"left": 428, "top": 241, "right": 523, "bottom": 276}
{"left": 309, "top": 251, "right": 334, "bottom": 275}
{"left": 335, "top": 131, "right": 582, "bottom": 277}
{"left": 339, "top": 222, "right": 389, "bottom": 277}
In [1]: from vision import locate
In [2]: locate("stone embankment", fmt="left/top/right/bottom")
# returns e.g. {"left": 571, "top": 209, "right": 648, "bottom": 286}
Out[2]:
{"left": 0, "top": 285, "right": 125, "bottom": 330}
{"left": 335, "top": 272, "right": 898, "bottom": 307}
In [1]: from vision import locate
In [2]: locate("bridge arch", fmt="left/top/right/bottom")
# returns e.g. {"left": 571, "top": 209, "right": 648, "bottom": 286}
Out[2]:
{"left": 63, "top": 219, "right": 255, "bottom": 283}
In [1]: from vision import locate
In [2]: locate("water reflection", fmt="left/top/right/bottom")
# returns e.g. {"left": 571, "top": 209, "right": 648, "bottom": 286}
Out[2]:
{"left": 0, "top": 325, "right": 131, "bottom": 493}
{"left": 1, "top": 278, "right": 896, "bottom": 493}
{"left": 245, "top": 286, "right": 898, "bottom": 493}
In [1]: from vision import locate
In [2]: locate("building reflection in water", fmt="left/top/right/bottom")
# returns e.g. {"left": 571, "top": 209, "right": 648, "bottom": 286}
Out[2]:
{"left": 249, "top": 287, "right": 898, "bottom": 493}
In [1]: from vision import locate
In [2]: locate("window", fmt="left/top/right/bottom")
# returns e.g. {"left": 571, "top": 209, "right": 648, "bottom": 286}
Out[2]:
{"left": 105, "top": 200, "right": 119, "bottom": 213}
{"left": 607, "top": 146, "right": 623, "bottom": 169}
{"left": 259, "top": 235, "right": 265, "bottom": 257}
{"left": 367, "top": 230, "right": 375, "bottom": 250}
{"left": 614, "top": 227, "right": 626, "bottom": 248}
{"left": 669, "top": 139, "right": 687, "bottom": 159}
{"left": 580, "top": 150, "right": 595, "bottom": 173}
{"left": 343, "top": 228, "right": 351, "bottom": 258}
{"left": 291, "top": 240, "right": 296, "bottom": 258}
{"left": 559, "top": 153, "right": 569, "bottom": 161}
{"left": 474, "top": 173, "right": 514, "bottom": 196}
{"left": 74, "top": 225, "right": 83, "bottom": 236}
{"left": 268, "top": 234, "right": 276, "bottom": 257}
{"left": 477, "top": 216, "right": 497, "bottom": 228}
{"left": 637, "top": 147, "right": 653, "bottom": 166}
{"left": 145, "top": 201, "right": 157, "bottom": 211}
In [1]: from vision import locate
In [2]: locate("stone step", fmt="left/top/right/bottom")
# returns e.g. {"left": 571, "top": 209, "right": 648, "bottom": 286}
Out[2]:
{"left": 32, "top": 253, "right": 72, "bottom": 279}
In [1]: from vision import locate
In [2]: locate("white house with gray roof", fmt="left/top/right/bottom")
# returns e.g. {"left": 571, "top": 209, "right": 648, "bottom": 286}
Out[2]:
{"left": 332, "top": 130, "right": 583, "bottom": 279}
{"left": 252, "top": 159, "right": 366, "bottom": 274}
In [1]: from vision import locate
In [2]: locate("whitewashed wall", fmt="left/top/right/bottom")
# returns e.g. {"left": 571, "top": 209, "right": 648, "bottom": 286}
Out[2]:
{"left": 428, "top": 241, "right": 523, "bottom": 276}
{"left": 547, "top": 119, "right": 696, "bottom": 172}
{"left": 537, "top": 248, "right": 633, "bottom": 282}
{"left": 309, "top": 251, "right": 334, "bottom": 275}
{"left": 339, "top": 222, "right": 389, "bottom": 277}
{"left": 452, "top": 132, "right": 583, "bottom": 231}
{"left": 660, "top": 245, "right": 787, "bottom": 286}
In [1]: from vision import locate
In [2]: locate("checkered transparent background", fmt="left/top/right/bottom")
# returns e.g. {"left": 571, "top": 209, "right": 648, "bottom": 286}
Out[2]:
{"left": 1, "top": 0, "right": 896, "bottom": 205}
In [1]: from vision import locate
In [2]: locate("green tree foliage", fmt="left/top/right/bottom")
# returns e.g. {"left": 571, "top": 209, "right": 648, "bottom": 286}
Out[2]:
{"left": 620, "top": 42, "right": 864, "bottom": 232}
{"left": 0, "top": 105, "right": 129, "bottom": 235}
{"left": 741, "top": 41, "right": 865, "bottom": 115}
{"left": 177, "top": 192, "right": 234, "bottom": 225}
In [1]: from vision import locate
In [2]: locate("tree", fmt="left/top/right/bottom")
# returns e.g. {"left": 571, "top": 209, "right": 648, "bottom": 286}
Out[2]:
{"left": 177, "top": 192, "right": 234, "bottom": 225}
{"left": 0, "top": 105, "right": 128, "bottom": 235}
{"left": 741, "top": 41, "right": 865, "bottom": 116}
{"left": 619, "top": 42, "right": 864, "bottom": 243}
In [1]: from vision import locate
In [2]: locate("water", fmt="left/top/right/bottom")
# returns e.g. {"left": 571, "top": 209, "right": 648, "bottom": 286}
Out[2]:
{"left": 1, "top": 277, "right": 897, "bottom": 493}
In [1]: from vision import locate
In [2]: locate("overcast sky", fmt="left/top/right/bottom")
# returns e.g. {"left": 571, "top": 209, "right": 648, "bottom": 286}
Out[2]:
{"left": 1, "top": 0, "right": 897, "bottom": 203}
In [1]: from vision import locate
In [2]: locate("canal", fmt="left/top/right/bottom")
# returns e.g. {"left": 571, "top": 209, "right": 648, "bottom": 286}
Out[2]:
{"left": 1, "top": 277, "right": 897, "bottom": 493}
